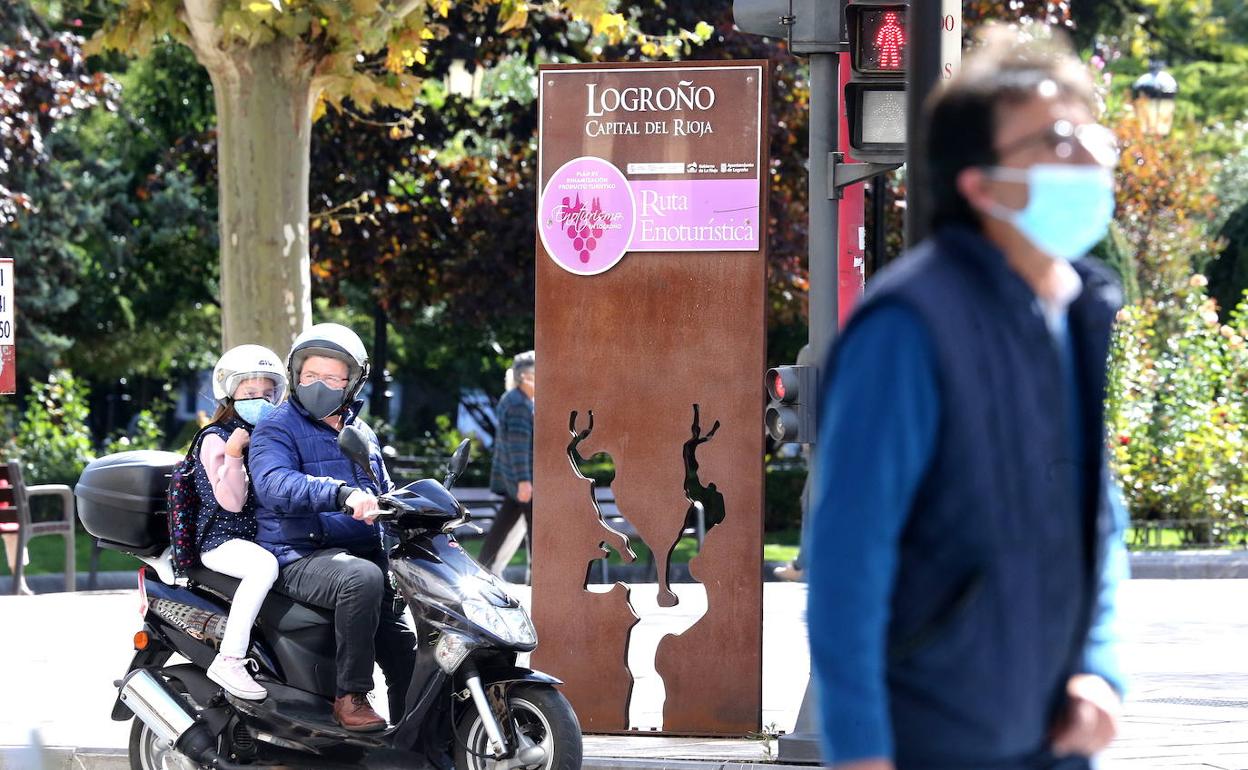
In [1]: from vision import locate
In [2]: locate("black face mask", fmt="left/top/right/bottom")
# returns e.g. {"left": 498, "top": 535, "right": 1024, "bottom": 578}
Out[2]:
{"left": 296, "top": 380, "right": 346, "bottom": 420}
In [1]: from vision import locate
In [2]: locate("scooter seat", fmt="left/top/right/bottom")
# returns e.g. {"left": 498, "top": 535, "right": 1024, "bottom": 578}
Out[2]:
{"left": 186, "top": 566, "right": 333, "bottom": 633}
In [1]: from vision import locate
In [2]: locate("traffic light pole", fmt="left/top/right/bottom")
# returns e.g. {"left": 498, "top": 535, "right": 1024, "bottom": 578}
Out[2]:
{"left": 903, "top": 0, "right": 942, "bottom": 248}
{"left": 808, "top": 51, "right": 840, "bottom": 370}
{"left": 774, "top": 51, "right": 839, "bottom": 766}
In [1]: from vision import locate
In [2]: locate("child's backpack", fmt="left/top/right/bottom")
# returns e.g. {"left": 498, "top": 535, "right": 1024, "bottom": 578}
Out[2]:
{"left": 167, "top": 428, "right": 212, "bottom": 576}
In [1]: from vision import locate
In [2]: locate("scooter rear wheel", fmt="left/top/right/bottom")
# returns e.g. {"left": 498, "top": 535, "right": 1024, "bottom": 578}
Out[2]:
{"left": 128, "top": 717, "right": 202, "bottom": 770}
{"left": 453, "top": 684, "right": 582, "bottom": 770}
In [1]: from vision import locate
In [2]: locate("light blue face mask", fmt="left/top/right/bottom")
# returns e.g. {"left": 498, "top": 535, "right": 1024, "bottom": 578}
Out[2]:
{"left": 984, "top": 164, "right": 1115, "bottom": 261}
{"left": 234, "top": 398, "right": 276, "bottom": 427}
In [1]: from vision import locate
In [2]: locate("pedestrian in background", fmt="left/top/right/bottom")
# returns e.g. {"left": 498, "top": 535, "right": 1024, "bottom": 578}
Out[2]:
{"left": 480, "top": 350, "right": 535, "bottom": 576}
{"left": 808, "top": 27, "right": 1128, "bottom": 770}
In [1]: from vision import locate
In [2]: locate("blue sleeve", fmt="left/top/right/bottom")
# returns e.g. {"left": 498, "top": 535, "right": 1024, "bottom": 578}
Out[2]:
{"left": 250, "top": 419, "right": 341, "bottom": 514}
{"left": 1079, "top": 475, "right": 1129, "bottom": 695}
{"left": 807, "top": 303, "right": 940, "bottom": 764}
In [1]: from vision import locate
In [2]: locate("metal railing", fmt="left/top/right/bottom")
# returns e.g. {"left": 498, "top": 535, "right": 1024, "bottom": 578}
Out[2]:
{"left": 1128, "top": 518, "right": 1248, "bottom": 550}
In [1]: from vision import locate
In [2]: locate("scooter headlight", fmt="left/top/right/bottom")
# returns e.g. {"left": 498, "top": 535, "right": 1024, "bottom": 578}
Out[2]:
{"left": 434, "top": 630, "right": 477, "bottom": 674}
{"left": 462, "top": 599, "right": 538, "bottom": 647}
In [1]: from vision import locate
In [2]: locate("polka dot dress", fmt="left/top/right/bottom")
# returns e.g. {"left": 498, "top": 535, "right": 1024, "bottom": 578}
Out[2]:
{"left": 194, "top": 419, "right": 259, "bottom": 554}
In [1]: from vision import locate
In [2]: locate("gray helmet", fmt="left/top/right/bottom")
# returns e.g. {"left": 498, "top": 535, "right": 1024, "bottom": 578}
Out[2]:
{"left": 287, "top": 323, "right": 371, "bottom": 406}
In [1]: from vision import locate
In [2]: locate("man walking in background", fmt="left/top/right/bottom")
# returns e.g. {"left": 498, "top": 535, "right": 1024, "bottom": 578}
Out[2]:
{"left": 480, "top": 350, "right": 535, "bottom": 575}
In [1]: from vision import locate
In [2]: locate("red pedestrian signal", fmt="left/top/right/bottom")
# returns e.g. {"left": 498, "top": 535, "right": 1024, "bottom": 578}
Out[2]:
{"left": 857, "top": 9, "right": 907, "bottom": 72}
{"left": 845, "top": 1, "right": 910, "bottom": 164}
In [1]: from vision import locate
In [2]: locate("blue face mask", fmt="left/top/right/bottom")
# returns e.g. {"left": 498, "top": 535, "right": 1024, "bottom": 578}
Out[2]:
{"left": 234, "top": 398, "right": 276, "bottom": 427}
{"left": 984, "top": 164, "right": 1115, "bottom": 261}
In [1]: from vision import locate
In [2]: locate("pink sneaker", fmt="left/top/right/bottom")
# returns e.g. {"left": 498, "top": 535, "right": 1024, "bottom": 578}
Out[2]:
{"left": 207, "top": 655, "right": 268, "bottom": 701}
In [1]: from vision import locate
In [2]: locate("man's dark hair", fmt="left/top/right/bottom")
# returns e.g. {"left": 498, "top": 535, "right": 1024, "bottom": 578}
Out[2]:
{"left": 923, "top": 27, "right": 1097, "bottom": 231}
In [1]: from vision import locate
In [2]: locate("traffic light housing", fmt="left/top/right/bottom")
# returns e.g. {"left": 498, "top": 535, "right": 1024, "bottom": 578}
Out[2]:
{"left": 845, "top": 1, "right": 909, "bottom": 163}
{"left": 765, "top": 365, "right": 817, "bottom": 444}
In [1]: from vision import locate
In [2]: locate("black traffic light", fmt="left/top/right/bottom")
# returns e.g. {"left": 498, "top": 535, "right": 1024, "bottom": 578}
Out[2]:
{"left": 765, "top": 365, "right": 817, "bottom": 444}
{"left": 845, "top": 1, "right": 909, "bottom": 163}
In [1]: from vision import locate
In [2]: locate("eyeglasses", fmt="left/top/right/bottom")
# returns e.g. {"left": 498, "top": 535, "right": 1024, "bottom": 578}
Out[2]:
{"left": 299, "top": 371, "right": 349, "bottom": 388}
{"left": 995, "top": 120, "right": 1120, "bottom": 168}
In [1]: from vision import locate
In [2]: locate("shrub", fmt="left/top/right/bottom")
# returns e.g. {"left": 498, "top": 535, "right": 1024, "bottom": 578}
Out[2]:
{"left": 2, "top": 369, "right": 169, "bottom": 486}
{"left": 1107, "top": 279, "right": 1248, "bottom": 545}
{"left": 4, "top": 369, "right": 96, "bottom": 485}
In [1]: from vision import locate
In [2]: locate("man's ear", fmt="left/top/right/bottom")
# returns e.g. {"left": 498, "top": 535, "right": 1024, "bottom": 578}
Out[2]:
{"left": 956, "top": 166, "right": 991, "bottom": 216}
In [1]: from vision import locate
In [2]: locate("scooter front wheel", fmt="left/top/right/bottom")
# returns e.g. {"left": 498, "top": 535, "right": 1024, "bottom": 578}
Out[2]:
{"left": 454, "top": 684, "right": 582, "bottom": 770}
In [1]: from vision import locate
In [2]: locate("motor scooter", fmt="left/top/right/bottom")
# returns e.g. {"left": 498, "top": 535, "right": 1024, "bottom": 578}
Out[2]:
{"left": 76, "top": 427, "right": 580, "bottom": 770}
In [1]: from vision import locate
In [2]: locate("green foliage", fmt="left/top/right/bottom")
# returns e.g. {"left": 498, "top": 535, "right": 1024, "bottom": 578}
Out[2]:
{"left": 0, "top": 1, "right": 118, "bottom": 224}
{"left": 1, "top": 367, "right": 167, "bottom": 485}
{"left": 4, "top": 369, "right": 96, "bottom": 485}
{"left": 1107, "top": 281, "right": 1248, "bottom": 544}
{"left": 387, "top": 413, "right": 490, "bottom": 487}
{"left": 1206, "top": 135, "right": 1248, "bottom": 318}
{"left": 1108, "top": 112, "right": 1222, "bottom": 301}
{"left": 764, "top": 463, "right": 805, "bottom": 533}
{"left": 81, "top": 0, "right": 697, "bottom": 118}
{"left": 102, "top": 402, "right": 168, "bottom": 454}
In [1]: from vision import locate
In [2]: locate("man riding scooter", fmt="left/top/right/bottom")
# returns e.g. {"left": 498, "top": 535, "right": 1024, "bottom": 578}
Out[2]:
{"left": 249, "top": 322, "right": 416, "bottom": 731}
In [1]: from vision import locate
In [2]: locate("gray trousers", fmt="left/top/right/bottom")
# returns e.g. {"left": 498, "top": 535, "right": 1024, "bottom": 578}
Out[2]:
{"left": 276, "top": 547, "right": 416, "bottom": 719}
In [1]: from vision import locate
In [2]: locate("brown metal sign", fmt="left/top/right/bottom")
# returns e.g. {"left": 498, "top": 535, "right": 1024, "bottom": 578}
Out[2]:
{"left": 531, "top": 61, "right": 766, "bottom": 736}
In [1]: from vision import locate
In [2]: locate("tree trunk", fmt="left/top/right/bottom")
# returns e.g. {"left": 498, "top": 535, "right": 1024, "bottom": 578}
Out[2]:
{"left": 206, "top": 40, "right": 315, "bottom": 356}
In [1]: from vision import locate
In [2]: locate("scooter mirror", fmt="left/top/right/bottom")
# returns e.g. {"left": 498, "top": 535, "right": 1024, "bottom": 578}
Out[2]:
{"left": 338, "top": 425, "right": 380, "bottom": 488}
{"left": 444, "top": 439, "right": 472, "bottom": 488}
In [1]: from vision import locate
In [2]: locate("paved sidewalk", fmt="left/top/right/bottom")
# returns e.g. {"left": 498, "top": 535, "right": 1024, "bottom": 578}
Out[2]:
{"left": 1, "top": 580, "right": 1247, "bottom": 768}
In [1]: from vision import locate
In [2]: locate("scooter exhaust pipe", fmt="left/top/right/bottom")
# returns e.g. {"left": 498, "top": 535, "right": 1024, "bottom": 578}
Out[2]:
{"left": 118, "top": 669, "right": 247, "bottom": 770}
{"left": 118, "top": 669, "right": 197, "bottom": 747}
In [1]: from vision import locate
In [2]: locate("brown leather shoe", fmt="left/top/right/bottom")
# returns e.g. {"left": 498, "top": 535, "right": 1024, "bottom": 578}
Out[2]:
{"left": 333, "top": 693, "right": 387, "bottom": 732}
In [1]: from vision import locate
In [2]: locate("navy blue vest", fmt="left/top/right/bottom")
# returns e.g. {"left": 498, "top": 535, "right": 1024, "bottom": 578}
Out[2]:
{"left": 834, "top": 227, "right": 1121, "bottom": 768}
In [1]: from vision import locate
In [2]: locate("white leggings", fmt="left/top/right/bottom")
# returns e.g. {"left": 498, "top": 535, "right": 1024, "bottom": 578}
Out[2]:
{"left": 199, "top": 539, "right": 279, "bottom": 659}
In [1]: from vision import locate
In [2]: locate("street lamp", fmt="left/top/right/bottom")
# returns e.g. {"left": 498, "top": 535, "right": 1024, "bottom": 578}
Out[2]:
{"left": 1131, "top": 61, "right": 1178, "bottom": 136}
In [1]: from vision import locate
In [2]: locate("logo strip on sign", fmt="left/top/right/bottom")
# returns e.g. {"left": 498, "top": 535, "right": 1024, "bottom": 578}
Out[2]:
{"left": 537, "top": 64, "right": 764, "bottom": 272}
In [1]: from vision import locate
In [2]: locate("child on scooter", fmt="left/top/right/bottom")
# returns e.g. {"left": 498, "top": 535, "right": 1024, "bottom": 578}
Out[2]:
{"left": 195, "top": 344, "right": 287, "bottom": 700}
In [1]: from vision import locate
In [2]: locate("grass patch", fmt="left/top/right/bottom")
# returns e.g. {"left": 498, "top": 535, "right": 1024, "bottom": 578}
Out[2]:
{"left": 0, "top": 529, "right": 140, "bottom": 576}
{"left": 1125, "top": 525, "right": 1248, "bottom": 550}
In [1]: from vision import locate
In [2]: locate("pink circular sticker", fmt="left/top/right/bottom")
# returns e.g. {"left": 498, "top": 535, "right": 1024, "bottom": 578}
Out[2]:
{"left": 538, "top": 156, "right": 635, "bottom": 276}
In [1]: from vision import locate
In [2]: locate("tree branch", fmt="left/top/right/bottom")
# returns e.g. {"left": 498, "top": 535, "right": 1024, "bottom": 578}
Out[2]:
{"left": 368, "top": 0, "right": 424, "bottom": 37}
{"left": 386, "top": 0, "right": 425, "bottom": 22}
{"left": 179, "top": 0, "right": 230, "bottom": 73}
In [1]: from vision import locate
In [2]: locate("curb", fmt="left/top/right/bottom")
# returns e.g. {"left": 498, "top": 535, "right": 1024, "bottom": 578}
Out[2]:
{"left": 1127, "top": 549, "right": 1248, "bottom": 578}
{"left": 0, "top": 746, "right": 808, "bottom": 770}
{"left": 7, "top": 551, "right": 1248, "bottom": 595}
{"left": 583, "top": 758, "right": 805, "bottom": 770}
{"left": 0, "top": 746, "right": 127, "bottom": 770}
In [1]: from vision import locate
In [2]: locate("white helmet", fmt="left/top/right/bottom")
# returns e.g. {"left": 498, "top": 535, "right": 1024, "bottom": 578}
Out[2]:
{"left": 287, "top": 323, "right": 370, "bottom": 403}
{"left": 212, "top": 344, "right": 288, "bottom": 404}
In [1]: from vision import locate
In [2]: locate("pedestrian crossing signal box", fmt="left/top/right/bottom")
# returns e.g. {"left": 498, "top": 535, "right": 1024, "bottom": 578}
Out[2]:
{"left": 845, "top": 1, "right": 909, "bottom": 163}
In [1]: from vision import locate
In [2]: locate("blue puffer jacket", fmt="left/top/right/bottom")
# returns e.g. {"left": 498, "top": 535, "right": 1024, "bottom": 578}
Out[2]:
{"left": 249, "top": 398, "right": 392, "bottom": 566}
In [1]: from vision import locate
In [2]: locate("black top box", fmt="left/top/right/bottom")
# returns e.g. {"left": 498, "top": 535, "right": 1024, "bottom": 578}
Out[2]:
{"left": 76, "top": 450, "right": 182, "bottom": 556}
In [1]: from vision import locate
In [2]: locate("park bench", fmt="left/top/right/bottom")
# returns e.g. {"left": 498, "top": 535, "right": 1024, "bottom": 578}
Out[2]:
{"left": 386, "top": 456, "right": 706, "bottom": 582}
{"left": 0, "top": 460, "right": 76, "bottom": 594}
